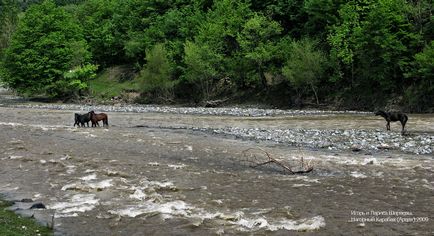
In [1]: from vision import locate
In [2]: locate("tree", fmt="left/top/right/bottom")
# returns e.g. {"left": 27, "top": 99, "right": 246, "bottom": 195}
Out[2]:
{"left": 181, "top": 0, "right": 252, "bottom": 97}
{"left": 282, "top": 38, "right": 327, "bottom": 105}
{"left": 303, "top": 0, "right": 344, "bottom": 41}
{"left": 124, "top": 3, "right": 206, "bottom": 65}
{"left": 328, "top": 0, "right": 420, "bottom": 91}
{"left": 183, "top": 41, "right": 222, "bottom": 101}
{"left": 139, "top": 43, "right": 174, "bottom": 101}
{"left": 237, "top": 13, "right": 282, "bottom": 88}
{"left": 403, "top": 41, "right": 434, "bottom": 111}
{"left": 410, "top": 41, "right": 434, "bottom": 81}
{"left": 327, "top": 1, "right": 365, "bottom": 86}
{"left": 0, "top": 0, "right": 19, "bottom": 57}
{"left": 1, "top": 0, "right": 91, "bottom": 97}
{"left": 250, "top": 0, "right": 307, "bottom": 38}
{"left": 75, "top": 0, "right": 121, "bottom": 66}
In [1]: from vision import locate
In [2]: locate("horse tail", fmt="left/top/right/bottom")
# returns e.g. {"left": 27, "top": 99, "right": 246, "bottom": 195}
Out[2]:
{"left": 74, "top": 113, "right": 79, "bottom": 126}
{"left": 403, "top": 114, "right": 408, "bottom": 126}
{"left": 104, "top": 116, "right": 109, "bottom": 126}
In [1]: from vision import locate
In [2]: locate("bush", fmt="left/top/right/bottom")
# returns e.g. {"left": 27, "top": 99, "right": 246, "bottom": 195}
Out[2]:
{"left": 282, "top": 38, "right": 327, "bottom": 104}
{"left": 44, "top": 64, "right": 97, "bottom": 99}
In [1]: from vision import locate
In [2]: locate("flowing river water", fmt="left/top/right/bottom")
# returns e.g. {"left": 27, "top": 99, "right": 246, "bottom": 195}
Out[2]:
{"left": 0, "top": 91, "right": 433, "bottom": 235}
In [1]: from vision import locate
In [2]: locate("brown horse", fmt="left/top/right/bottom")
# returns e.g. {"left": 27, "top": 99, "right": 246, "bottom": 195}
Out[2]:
{"left": 375, "top": 110, "right": 408, "bottom": 134}
{"left": 89, "top": 111, "right": 109, "bottom": 127}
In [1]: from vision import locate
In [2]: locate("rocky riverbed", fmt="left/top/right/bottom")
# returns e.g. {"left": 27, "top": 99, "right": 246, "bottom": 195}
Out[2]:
{"left": 0, "top": 94, "right": 433, "bottom": 235}
{"left": 3, "top": 101, "right": 433, "bottom": 155}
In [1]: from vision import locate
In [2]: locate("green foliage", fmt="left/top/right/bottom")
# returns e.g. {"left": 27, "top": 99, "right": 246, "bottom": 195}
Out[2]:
{"left": 328, "top": 0, "right": 420, "bottom": 90}
{"left": 75, "top": 0, "right": 121, "bottom": 66}
{"left": 408, "top": 41, "right": 434, "bottom": 80}
{"left": 402, "top": 41, "right": 434, "bottom": 112}
{"left": 0, "top": 0, "right": 19, "bottom": 57}
{"left": 180, "top": 0, "right": 253, "bottom": 98}
{"left": 282, "top": 38, "right": 327, "bottom": 104}
{"left": 1, "top": 0, "right": 90, "bottom": 97}
{"left": 44, "top": 64, "right": 98, "bottom": 99}
{"left": 183, "top": 41, "right": 222, "bottom": 100}
{"left": 63, "top": 64, "right": 98, "bottom": 81}
{"left": 139, "top": 43, "right": 175, "bottom": 100}
{"left": 237, "top": 13, "right": 283, "bottom": 87}
{"left": 193, "top": 0, "right": 251, "bottom": 61}
{"left": 303, "top": 0, "right": 343, "bottom": 39}
{"left": 328, "top": 1, "right": 363, "bottom": 68}
{"left": 250, "top": 0, "right": 307, "bottom": 38}
{"left": 0, "top": 0, "right": 432, "bottom": 111}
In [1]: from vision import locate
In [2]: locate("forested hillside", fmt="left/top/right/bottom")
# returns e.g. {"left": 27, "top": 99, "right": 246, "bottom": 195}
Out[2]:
{"left": 0, "top": 0, "right": 433, "bottom": 111}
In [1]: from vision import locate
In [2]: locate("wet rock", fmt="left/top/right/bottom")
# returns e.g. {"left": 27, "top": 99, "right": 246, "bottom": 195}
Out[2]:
{"left": 351, "top": 146, "right": 362, "bottom": 152}
{"left": 30, "top": 203, "right": 46, "bottom": 209}
{"left": 377, "top": 144, "right": 390, "bottom": 150}
{"left": 20, "top": 198, "right": 33, "bottom": 202}
{"left": 15, "top": 209, "right": 35, "bottom": 218}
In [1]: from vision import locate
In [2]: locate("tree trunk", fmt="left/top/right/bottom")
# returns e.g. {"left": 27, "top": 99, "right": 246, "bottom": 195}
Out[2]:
{"left": 310, "top": 83, "right": 319, "bottom": 105}
{"left": 258, "top": 63, "right": 267, "bottom": 89}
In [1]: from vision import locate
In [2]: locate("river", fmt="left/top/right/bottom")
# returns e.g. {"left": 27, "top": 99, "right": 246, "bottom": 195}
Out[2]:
{"left": 0, "top": 92, "right": 433, "bottom": 235}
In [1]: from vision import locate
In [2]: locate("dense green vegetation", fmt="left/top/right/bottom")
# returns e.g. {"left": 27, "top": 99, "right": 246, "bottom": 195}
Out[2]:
{"left": 0, "top": 0, "right": 433, "bottom": 111}
{"left": 0, "top": 199, "right": 52, "bottom": 236}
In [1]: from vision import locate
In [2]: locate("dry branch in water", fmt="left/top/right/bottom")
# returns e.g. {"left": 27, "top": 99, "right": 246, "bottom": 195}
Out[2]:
{"left": 241, "top": 148, "right": 314, "bottom": 174}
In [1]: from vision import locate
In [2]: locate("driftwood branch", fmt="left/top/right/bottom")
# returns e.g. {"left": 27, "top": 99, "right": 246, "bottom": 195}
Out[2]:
{"left": 241, "top": 148, "right": 314, "bottom": 175}
{"left": 203, "top": 98, "right": 229, "bottom": 107}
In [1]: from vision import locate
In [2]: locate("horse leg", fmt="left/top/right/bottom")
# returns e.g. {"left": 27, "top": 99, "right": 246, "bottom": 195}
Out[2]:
{"left": 386, "top": 121, "right": 390, "bottom": 131}
{"left": 400, "top": 116, "right": 408, "bottom": 134}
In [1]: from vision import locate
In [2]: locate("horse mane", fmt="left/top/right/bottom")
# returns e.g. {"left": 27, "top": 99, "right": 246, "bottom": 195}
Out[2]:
{"left": 375, "top": 110, "right": 388, "bottom": 117}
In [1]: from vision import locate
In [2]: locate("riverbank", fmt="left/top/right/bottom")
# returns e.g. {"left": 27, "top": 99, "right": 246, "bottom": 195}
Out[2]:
{"left": 0, "top": 198, "right": 52, "bottom": 236}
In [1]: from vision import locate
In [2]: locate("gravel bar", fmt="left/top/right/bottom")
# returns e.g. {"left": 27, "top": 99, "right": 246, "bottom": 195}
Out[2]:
{"left": 1, "top": 101, "right": 432, "bottom": 155}
{"left": 5, "top": 103, "right": 372, "bottom": 117}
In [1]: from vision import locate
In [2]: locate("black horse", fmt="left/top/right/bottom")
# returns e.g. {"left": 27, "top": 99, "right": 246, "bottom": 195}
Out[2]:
{"left": 73, "top": 112, "right": 92, "bottom": 127}
{"left": 375, "top": 110, "right": 408, "bottom": 134}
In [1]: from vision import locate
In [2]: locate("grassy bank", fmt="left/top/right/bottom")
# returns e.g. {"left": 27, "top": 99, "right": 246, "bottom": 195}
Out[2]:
{"left": 88, "top": 65, "right": 140, "bottom": 101}
{"left": 0, "top": 199, "right": 52, "bottom": 236}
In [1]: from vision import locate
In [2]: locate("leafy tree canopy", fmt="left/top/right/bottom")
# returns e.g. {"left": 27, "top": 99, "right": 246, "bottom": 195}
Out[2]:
{"left": 1, "top": 0, "right": 91, "bottom": 96}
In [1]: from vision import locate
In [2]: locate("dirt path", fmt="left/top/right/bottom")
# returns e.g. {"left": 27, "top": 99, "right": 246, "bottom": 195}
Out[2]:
{"left": 0, "top": 107, "right": 433, "bottom": 235}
